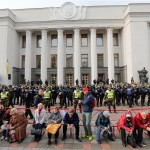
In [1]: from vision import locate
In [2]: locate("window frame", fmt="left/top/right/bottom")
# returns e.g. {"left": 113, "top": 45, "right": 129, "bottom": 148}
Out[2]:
{"left": 81, "top": 34, "right": 88, "bottom": 47}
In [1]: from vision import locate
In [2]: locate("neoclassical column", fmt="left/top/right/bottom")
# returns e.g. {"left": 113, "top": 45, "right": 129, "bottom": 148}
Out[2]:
{"left": 57, "top": 28, "right": 64, "bottom": 85}
{"left": 25, "top": 30, "right": 32, "bottom": 82}
{"left": 107, "top": 27, "right": 114, "bottom": 81}
{"left": 74, "top": 28, "right": 81, "bottom": 85}
{"left": 41, "top": 29, "right": 48, "bottom": 83}
{"left": 90, "top": 27, "right": 97, "bottom": 84}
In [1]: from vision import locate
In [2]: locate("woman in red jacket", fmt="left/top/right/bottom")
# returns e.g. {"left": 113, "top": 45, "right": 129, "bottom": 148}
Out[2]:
{"left": 133, "top": 112, "right": 150, "bottom": 147}
{"left": 117, "top": 113, "right": 135, "bottom": 147}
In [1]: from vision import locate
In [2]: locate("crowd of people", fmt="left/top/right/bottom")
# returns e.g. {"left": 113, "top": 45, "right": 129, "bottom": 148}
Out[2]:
{"left": 0, "top": 82, "right": 150, "bottom": 148}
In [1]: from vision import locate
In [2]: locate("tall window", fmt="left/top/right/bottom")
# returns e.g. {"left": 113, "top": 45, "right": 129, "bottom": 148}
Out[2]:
{"left": 66, "top": 34, "right": 73, "bottom": 47}
{"left": 51, "top": 54, "right": 57, "bottom": 68}
{"left": 81, "top": 34, "right": 88, "bottom": 47}
{"left": 81, "top": 54, "right": 88, "bottom": 67}
{"left": 22, "top": 35, "right": 26, "bottom": 48}
{"left": 36, "top": 55, "right": 41, "bottom": 68}
{"left": 115, "top": 73, "right": 120, "bottom": 83}
{"left": 66, "top": 74, "right": 73, "bottom": 86}
{"left": 66, "top": 54, "right": 73, "bottom": 67}
{"left": 113, "top": 33, "right": 119, "bottom": 46}
{"left": 51, "top": 74, "right": 57, "bottom": 84}
{"left": 21, "top": 55, "right": 25, "bottom": 68}
{"left": 97, "top": 34, "right": 103, "bottom": 46}
{"left": 51, "top": 34, "right": 57, "bottom": 47}
{"left": 97, "top": 54, "right": 104, "bottom": 67}
{"left": 82, "top": 74, "right": 88, "bottom": 85}
{"left": 36, "top": 35, "right": 41, "bottom": 48}
{"left": 98, "top": 73, "right": 105, "bottom": 81}
{"left": 114, "top": 53, "right": 119, "bottom": 67}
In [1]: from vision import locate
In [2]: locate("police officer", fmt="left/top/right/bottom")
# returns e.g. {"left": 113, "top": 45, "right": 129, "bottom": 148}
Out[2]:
{"left": 43, "top": 87, "right": 52, "bottom": 112}
{"left": 73, "top": 87, "right": 82, "bottom": 113}
{"left": 0, "top": 88, "right": 9, "bottom": 107}
{"left": 7, "top": 87, "right": 14, "bottom": 107}
{"left": 24, "top": 88, "right": 34, "bottom": 119}
{"left": 140, "top": 86, "right": 147, "bottom": 106}
{"left": 105, "top": 86, "right": 116, "bottom": 113}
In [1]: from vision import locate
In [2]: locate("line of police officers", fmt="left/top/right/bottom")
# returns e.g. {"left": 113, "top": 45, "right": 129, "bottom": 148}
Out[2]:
{"left": 0, "top": 82, "right": 150, "bottom": 114}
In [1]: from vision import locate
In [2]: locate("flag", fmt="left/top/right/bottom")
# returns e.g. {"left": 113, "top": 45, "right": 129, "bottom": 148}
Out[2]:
{"left": 6, "top": 60, "right": 9, "bottom": 77}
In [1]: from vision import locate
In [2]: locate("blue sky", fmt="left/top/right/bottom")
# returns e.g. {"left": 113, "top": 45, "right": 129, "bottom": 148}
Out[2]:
{"left": 0, "top": 0, "right": 150, "bottom": 9}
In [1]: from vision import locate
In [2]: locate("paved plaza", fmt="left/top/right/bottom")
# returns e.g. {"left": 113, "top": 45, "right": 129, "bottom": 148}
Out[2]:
{"left": 0, "top": 104, "right": 150, "bottom": 150}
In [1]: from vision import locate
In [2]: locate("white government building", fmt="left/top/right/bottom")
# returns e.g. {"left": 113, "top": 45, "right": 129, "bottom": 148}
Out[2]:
{"left": 0, "top": 2, "right": 150, "bottom": 85}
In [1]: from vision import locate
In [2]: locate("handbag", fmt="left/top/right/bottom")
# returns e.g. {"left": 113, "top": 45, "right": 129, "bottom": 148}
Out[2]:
{"left": 30, "top": 128, "right": 42, "bottom": 136}
{"left": 46, "top": 123, "right": 61, "bottom": 134}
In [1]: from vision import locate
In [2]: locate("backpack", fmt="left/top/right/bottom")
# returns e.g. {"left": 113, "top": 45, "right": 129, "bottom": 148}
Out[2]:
{"left": 91, "top": 98, "right": 96, "bottom": 108}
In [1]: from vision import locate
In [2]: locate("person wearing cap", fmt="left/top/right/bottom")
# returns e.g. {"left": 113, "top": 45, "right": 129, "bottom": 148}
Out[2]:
{"left": 117, "top": 113, "right": 135, "bottom": 147}
{"left": 81, "top": 87, "right": 94, "bottom": 141}
{"left": 95, "top": 110, "right": 115, "bottom": 144}
{"left": 133, "top": 112, "right": 150, "bottom": 147}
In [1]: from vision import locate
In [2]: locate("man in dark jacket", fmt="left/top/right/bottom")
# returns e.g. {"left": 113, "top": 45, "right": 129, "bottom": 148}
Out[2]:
{"left": 95, "top": 110, "right": 115, "bottom": 144}
{"left": 24, "top": 88, "right": 34, "bottom": 119}
{"left": 62, "top": 108, "right": 82, "bottom": 142}
{"left": 34, "top": 89, "right": 43, "bottom": 108}
{"left": 81, "top": 87, "right": 94, "bottom": 141}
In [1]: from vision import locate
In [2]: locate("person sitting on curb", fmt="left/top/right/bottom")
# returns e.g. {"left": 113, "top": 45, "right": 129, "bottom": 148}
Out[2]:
{"left": 117, "top": 113, "right": 136, "bottom": 148}
{"left": 133, "top": 112, "right": 150, "bottom": 147}
{"left": 47, "top": 107, "right": 62, "bottom": 146}
{"left": 62, "top": 107, "right": 82, "bottom": 142}
{"left": 95, "top": 110, "right": 115, "bottom": 144}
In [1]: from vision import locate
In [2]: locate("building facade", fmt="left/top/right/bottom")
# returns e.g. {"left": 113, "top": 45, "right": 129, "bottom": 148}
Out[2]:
{"left": 0, "top": 2, "right": 150, "bottom": 85}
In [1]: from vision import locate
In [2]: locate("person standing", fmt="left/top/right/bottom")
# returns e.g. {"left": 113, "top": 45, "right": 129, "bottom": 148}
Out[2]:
{"left": 43, "top": 87, "right": 52, "bottom": 112}
{"left": 81, "top": 87, "right": 94, "bottom": 141}
{"left": 0, "top": 88, "right": 9, "bottom": 107}
{"left": 105, "top": 86, "right": 116, "bottom": 113}
{"left": 24, "top": 88, "right": 34, "bottom": 119}
{"left": 73, "top": 87, "right": 82, "bottom": 112}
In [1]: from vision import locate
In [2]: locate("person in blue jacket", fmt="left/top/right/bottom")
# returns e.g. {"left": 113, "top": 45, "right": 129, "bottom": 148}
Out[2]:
{"left": 62, "top": 107, "right": 82, "bottom": 142}
{"left": 81, "top": 87, "right": 94, "bottom": 141}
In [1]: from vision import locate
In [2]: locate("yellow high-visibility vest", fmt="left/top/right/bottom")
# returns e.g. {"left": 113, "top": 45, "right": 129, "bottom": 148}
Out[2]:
{"left": 1, "top": 92, "right": 8, "bottom": 100}
{"left": 73, "top": 90, "right": 81, "bottom": 99}
{"left": 44, "top": 91, "right": 51, "bottom": 99}
{"left": 106, "top": 90, "right": 114, "bottom": 99}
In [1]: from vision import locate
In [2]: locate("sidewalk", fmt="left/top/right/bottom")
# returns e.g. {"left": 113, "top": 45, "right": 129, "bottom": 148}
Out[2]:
{"left": 1, "top": 104, "right": 150, "bottom": 150}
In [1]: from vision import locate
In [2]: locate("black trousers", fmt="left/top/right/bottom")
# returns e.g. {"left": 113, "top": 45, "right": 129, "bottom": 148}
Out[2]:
{"left": 44, "top": 100, "right": 51, "bottom": 112}
{"left": 120, "top": 128, "right": 127, "bottom": 144}
{"left": 25, "top": 108, "right": 34, "bottom": 119}
{"left": 133, "top": 127, "right": 143, "bottom": 144}
{"left": 74, "top": 99, "right": 82, "bottom": 112}
{"left": 7, "top": 100, "right": 14, "bottom": 107}
{"left": 63, "top": 124, "right": 79, "bottom": 138}
{"left": 48, "top": 128, "right": 60, "bottom": 140}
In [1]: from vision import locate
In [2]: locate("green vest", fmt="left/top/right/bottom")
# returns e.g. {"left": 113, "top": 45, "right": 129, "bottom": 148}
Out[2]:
{"left": 74, "top": 90, "right": 81, "bottom": 99}
{"left": 44, "top": 91, "right": 51, "bottom": 99}
{"left": 106, "top": 90, "right": 114, "bottom": 99}
{"left": 1, "top": 92, "right": 8, "bottom": 100}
